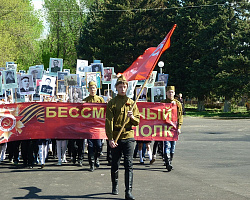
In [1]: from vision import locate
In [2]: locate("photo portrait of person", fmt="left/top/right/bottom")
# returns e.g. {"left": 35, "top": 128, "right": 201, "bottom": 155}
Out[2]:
{"left": 136, "top": 87, "right": 147, "bottom": 101}
{"left": 57, "top": 81, "right": 66, "bottom": 94}
{"left": 126, "top": 80, "right": 137, "bottom": 99}
{"left": 19, "top": 70, "right": 26, "bottom": 74}
{"left": 19, "top": 76, "right": 34, "bottom": 93}
{"left": 63, "top": 69, "right": 70, "bottom": 73}
{"left": 154, "top": 81, "right": 165, "bottom": 86}
{"left": 76, "top": 59, "right": 88, "bottom": 74}
{"left": 49, "top": 58, "right": 63, "bottom": 74}
{"left": 80, "top": 76, "right": 86, "bottom": 87}
{"left": 41, "top": 77, "right": 53, "bottom": 95}
{"left": 58, "top": 72, "right": 68, "bottom": 81}
{"left": 146, "top": 71, "right": 157, "bottom": 88}
{"left": 158, "top": 74, "right": 169, "bottom": 86}
{"left": 91, "top": 64, "right": 101, "bottom": 72}
{"left": 33, "top": 85, "right": 41, "bottom": 101}
{"left": 91, "top": 63, "right": 104, "bottom": 80}
{"left": 30, "top": 68, "right": 42, "bottom": 83}
{"left": 103, "top": 67, "right": 113, "bottom": 82}
{"left": 5, "top": 70, "right": 15, "bottom": 84}
{"left": 153, "top": 86, "right": 165, "bottom": 102}
{"left": 6, "top": 64, "right": 17, "bottom": 70}
{"left": 104, "top": 89, "right": 113, "bottom": 97}
{"left": 72, "top": 87, "right": 83, "bottom": 103}
{"left": 64, "top": 75, "right": 77, "bottom": 86}
{"left": 82, "top": 86, "right": 89, "bottom": 98}
{"left": 0, "top": 76, "right": 2, "bottom": 95}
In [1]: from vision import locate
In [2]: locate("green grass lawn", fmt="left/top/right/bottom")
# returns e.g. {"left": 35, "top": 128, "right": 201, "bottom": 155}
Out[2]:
{"left": 185, "top": 106, "right": 250, "bottom": 118}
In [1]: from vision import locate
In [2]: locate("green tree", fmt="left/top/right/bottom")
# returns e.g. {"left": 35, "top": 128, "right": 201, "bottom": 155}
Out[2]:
{"left": 0, "top": 0, "right": 43, "bottom": 69}
{"left": 77, "top": 0, "right": 178, "bottom": 73}
{"left": 42, "top": 0, "right": 85, "bottom": 71}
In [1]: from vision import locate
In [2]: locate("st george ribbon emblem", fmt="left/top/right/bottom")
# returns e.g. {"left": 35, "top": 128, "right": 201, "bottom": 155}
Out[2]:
{"left": 0, "top": 115, "right": 16, "bottom": 132}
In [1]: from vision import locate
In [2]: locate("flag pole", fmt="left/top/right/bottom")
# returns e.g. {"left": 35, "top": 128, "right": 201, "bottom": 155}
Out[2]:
{"left": 114, "top": 78, "right": 149, "bottom": 144}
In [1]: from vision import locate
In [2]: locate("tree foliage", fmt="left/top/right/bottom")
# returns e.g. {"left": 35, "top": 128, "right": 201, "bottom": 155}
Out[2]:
{"left": 41, "top": 0, "right": 85, "bottom": 71}
{"left": 0, "top": 0, "right": 43, "bottom": 69}
{"left": 77, "top": 0, "right": 249, "bottom": 111}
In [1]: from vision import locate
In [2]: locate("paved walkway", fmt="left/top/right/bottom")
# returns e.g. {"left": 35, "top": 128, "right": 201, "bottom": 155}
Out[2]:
{"left": 0, "top": 117, "right": 250, "bottom": 200}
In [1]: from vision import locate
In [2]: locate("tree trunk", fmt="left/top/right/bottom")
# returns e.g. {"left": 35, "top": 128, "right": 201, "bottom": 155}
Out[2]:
{"left": 223, "top": 99, "right": 231, "bottom": 112}
{"left": 197, "top": 100, "right": 205, "bottom": 111}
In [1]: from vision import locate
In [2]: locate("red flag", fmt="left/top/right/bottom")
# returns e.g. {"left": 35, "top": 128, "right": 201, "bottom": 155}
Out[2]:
{"left": 122, "top": 24, "right": 177, "bottom": 81}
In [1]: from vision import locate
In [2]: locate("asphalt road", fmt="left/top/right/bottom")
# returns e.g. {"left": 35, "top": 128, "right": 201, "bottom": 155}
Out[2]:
{"left": 0, "top": 117, "right": 250, "bottom": 200}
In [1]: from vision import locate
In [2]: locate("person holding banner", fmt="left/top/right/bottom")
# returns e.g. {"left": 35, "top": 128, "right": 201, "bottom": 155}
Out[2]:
{"left": 84, "top": 81, "right": 105, "bottom": 171}
{"left": 105, "top": 75, "right": 140, "bottom": 200}
{"left": 161, "top": 86, "right": 183, "bottom": 171}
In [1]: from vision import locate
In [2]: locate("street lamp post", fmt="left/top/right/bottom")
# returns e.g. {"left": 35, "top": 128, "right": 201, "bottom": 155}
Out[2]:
{"left": 158, "top": 61, "right": 164, "bottom": 74}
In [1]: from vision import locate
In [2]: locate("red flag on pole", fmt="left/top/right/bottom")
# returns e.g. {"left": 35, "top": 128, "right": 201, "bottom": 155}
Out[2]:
{"left": 122, "top": 24, "right": 177, "bottom": 81}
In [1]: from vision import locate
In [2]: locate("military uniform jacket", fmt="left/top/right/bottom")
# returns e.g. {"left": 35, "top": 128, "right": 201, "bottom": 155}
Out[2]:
{"left": 105, "top": 95, "right": 140, "bottom": 140}
{"left": 161, "top": 98, "right": 183, "bottom": 129}
{"left": 84, "top": 95, "right": 105, "bottom": 103}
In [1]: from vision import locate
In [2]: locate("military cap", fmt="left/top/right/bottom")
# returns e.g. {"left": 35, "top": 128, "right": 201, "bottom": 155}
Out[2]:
{"left": 167, "top": 86, "right": 175, "bottom": 91}
{"left": 88, "top": 81, "right": 97, "bottom": 87}
{"left": 115, "top": 75, "right": 128, "bottom": 86}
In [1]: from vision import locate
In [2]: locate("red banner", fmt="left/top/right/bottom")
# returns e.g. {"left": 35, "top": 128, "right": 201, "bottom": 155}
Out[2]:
{"left": 0, "top": 102, "right": 178, "bottom": 143}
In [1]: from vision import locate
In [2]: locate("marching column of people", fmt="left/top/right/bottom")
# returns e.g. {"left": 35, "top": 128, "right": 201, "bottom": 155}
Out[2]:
{"left": 0, "top": 81, "right": 184, "bottom": 200}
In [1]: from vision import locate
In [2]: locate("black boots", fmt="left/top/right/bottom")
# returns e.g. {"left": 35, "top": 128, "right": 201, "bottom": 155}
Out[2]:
{"left": 95, "top": 152, "right": 100, "bottom": 168}
{"left": 164, "top": 154, "right": 173, "bottom": 171}
{"left": 111, "top": 171, "right": 119, "bottom": 195}
{"left": 88, "top": 154, "right": 95, "bottom": 172}
{"left": 125, "top": 171, "right": 135, "bottom": 200}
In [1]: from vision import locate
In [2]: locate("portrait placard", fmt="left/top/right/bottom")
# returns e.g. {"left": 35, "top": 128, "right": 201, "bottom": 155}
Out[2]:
{"left": 49, "top": 58, "right": 63, "bottom": 76}
{"left": 19, "top": 75, "right": 35, "bottom": 95}
{"left": 39, "top": 75, "right": 56, "bottom": 96}
{"left": 154, "top": 81, "right": 165, "bottom": 86}
{"left": 90, "top": 63, "right": 104, "bottom": 79}
{"left": 71, "top": 86, "right": 83, "bottom": 103}
{"left": 104, "top": 89, "right": 113, "bottom": 97}
{"left": 80, "top": 76, "right": 86, "bottom": 87}
{"left": 29, "top": 67, "right": 43, "bottom": 85}
{"left": 57, "top": 72, "right": 69, "bottom": 81}
{"left": 111, "top": 77, "right": 118, "bottom": 94}
{"left": 136, "top": 87, "right": 147, "bottom": 102}
{"left": 86, "top": 72, "right": 101, "bottom": 89}
{"left": 13, "top": 88, "right": 25, "bottom": 103}
{"left": 158, "top": 74, "right": 169, "bottom": 86}
{"left": 33, "top": 80, "right": 42, "bottom": 101}
{"left": 6, "top": 62, "right": 14, "bottom": 68}
{"left": 0, "top": 76, "right": 3, "bottom": 95}
{"left": 145, "top": 71, "right": 157, "bottom": 88}
{"left": 76, "top": 59, "right": 88, "bottom": 76}
{"left": 6, "top": 64, "right": 17, "bottom": 71}
{"left": 3, "top": 70, "right": 18, "bottom": 89}
{"left": 19, "top": 70, "right": 26, "bottom": 74}
{"left": 103, "top": 67, "right": 114, "bottom": 84}
{"left": 64, "top": 75, "right": 77, "bottom": 86}
{"left": 63, "top": 69, "right": 70, "bottom": 73}
{"left": 82, "top": 86, "right": 89, "bottom": 99}
{"left": 126, "top": 80, "right": 138, "bottom": 99}
{"left": 57, "top": 80, "right": 66, "bottom": 95}
{"left": 151, "top": 86, "right": 166, "bottom": 102}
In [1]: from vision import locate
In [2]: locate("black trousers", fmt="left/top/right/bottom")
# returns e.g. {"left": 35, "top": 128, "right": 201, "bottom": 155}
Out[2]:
{"left": 7, "top": 141, "right": 20, "bottom": 163}
{"left": 21, "top": 140, "right": 37, "bottom": 166}
{"left": 111, "top": 138, "right": 135, "bottom": 173}
{"left": 71, "top": 139, "right": 84, "bottom": 161}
